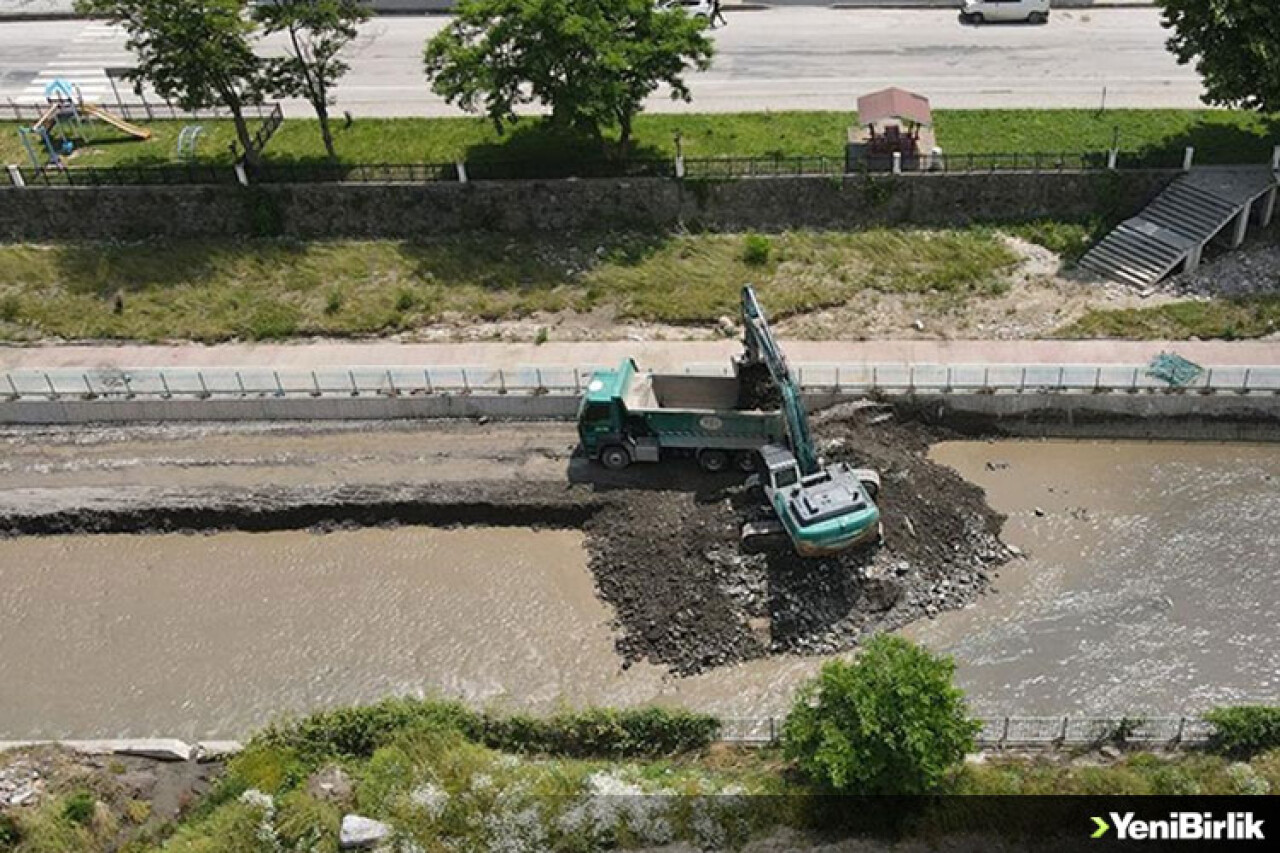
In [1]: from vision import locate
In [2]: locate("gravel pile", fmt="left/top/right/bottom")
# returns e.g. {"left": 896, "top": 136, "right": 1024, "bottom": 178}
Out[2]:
{"left": 584, "top": 407, "right": 1010, "bottom": 675}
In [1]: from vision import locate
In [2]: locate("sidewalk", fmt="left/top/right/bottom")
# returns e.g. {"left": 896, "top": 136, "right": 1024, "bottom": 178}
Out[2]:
{"left": 2, "top": 339, "right": 1275, "bottom": 372}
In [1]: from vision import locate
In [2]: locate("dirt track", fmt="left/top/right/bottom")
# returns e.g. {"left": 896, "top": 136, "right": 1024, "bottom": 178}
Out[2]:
{"left": 0, "top": 415, "right": 1008, "bottom": 675}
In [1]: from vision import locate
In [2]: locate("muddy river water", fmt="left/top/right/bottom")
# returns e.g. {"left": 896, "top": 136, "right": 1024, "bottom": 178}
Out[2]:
{"left": 2, "top": 440, "right": 1278, "bottom": 738}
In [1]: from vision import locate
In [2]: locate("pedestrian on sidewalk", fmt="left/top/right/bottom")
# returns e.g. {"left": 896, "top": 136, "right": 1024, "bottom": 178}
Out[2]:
{"left": 711, "top": 0, "right": 728, "bottom": 29}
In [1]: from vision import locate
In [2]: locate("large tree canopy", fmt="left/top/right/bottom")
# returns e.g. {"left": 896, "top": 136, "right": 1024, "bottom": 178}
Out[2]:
{"left": 423, "top": 0, "right": 714, "bottom": 152}
{"left": 1160, "top": 0, "right": 1280, "bottom": 112}
{"left": 76, "top": 0, "right": 266, "bottom": 164}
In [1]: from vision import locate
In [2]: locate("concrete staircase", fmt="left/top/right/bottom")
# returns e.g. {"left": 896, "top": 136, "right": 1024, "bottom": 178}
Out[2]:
{"left": 1079, "top": 167, "right": 1278, "bottom": 288}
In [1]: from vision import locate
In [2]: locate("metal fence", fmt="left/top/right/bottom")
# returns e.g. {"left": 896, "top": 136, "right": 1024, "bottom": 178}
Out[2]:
{"left": 720, "top": 715, "right": 1217, "bottom": 748}
{"left": 2, "top": 99, "right": 278, "bottom": 124}
{"left": 3, "top": 362, "right": 1279, "bottom": 404}
{"left": 4, "top": 150, "right": 1190, "bottom": 188}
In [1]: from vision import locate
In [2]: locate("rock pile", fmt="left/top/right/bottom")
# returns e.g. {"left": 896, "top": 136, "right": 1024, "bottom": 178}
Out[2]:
{"left": 584, "top": 408, "right": 1010, "bottom": 674}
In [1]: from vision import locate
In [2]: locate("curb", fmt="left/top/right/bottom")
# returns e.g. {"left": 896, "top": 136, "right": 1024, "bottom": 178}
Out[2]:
{"left": 0, "top": 739, "right": 243, "bottom": 762}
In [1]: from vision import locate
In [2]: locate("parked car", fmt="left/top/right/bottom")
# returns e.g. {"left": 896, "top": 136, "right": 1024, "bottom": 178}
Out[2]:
{"left": 961, "top": 0, "right": 1051, "bottom": 24}
{"left": 660, "top": 0, "right": 713, "bottom": 19}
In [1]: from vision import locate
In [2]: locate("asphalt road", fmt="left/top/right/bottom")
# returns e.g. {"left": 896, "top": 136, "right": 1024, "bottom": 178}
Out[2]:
{"left": 0, "top": 8, "right": 1204, "bottom": 115}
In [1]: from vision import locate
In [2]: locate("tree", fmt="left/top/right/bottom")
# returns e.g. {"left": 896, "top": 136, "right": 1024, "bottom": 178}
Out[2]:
{"left": 422, "top": 0, "right": 714, "bottom": 155}
{"left": 75, "top": 0, "right": 265, "bottom": 165}
{"left": 255, "top": 0, "right": 371, "bottom": 160}
{"left": 782, "top": 635, "right": 978, "bottom": 795}
{"left": 1159, "top": 1, "right": 1280, "bottom": 112}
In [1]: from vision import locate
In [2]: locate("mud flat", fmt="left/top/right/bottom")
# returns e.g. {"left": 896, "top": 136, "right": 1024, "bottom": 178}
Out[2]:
{"left": 912, "top": 440, "right": 1280, "bottom": 714}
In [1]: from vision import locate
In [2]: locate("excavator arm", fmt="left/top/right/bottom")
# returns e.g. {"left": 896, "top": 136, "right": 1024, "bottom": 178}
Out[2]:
{"left": 740, "top": 285, "right": 818, "bottom": 474}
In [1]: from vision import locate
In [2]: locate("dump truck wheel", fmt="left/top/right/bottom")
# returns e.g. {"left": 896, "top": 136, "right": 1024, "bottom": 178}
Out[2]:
{"left": 735, "top": 451, "right": 757, "bottom": 473}
{"left": 698, "top": 449, "right": 730, "bottom": 473}
{"left": 600, "top": 445, "right": 631, "bottom": 470}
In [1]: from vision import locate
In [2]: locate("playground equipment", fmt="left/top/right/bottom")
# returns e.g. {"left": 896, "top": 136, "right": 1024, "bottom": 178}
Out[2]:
{"left": 15, "top": 79, "right": 153, "bottom": 171}
{"left": 176, "top": 125, "right": 205, "bottom": 161}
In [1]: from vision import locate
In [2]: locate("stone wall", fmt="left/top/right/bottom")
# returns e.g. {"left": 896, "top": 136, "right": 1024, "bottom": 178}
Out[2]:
{"left": 0, "top": 171, "right": 1175, "bottom": 241}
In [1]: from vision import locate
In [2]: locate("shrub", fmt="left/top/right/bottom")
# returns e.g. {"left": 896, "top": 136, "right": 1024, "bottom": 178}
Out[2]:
{"left": 323, "top": 289, "right": 345, "bottom": 316}
{"left": 0, "top": 813, "right": 20, "bottom": 849}
{"left": 479, "top": 706, "right": 720, "bottom": 758}
{"left": 1205, "top": 706, "right": 1280, "bottom": 758}
{"left": 0, "top": 295, "right": 19, "bottom": 323}
{"left": 256, "top": 697, "right": 483, "bottom": 762}
{"left": 742, "top": 233, "right": 771, "bottom": 266}
{"left": 782, "top": 635, "right": 979, "bottom": 794}
{"left": 60, "top": 792, "right": 95, "bottom": 826}
{"left": 394, "top": 288, "right": 418, "bottom": 313}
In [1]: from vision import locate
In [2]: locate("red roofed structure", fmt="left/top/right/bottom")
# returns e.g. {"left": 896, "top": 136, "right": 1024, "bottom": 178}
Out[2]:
{"left": 846, "top": 87, "right": 937, "bottom": 172}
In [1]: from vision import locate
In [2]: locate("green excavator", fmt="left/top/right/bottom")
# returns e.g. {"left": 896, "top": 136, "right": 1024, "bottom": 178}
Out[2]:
{"left": 736, "top": 286, "right": 882, "bottom": 556}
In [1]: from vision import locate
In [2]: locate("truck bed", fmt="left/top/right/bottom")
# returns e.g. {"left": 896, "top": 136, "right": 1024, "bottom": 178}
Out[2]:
{"left": 626, "top": 373, "right": 755, "bottom": 412}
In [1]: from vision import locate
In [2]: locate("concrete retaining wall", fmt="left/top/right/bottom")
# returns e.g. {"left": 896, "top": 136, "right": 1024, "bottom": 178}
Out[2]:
{"left": 6, "top": 388, "right": 1279, "bottom": 441}
{"left": 0, "top": 171, "right": 1174, "bottom": 241}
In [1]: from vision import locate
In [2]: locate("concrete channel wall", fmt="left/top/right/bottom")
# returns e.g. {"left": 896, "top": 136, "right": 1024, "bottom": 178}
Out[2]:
{"left": 0, "top": 171, "right": 1173, "bottom": 240}
{"left": 3, "top": 361, "right": 1280, "bottom": 439}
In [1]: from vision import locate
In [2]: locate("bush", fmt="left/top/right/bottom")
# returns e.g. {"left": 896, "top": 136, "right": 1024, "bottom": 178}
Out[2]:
{"left": 0, "top": 295, "right": 19, "bottom": 323}
{"left": 1205, "top": 706, "right": 1280, "bottom": 758}
{"left": 0, "top": 813, "right": 20, "bottom": 849}
{"left": 782, "top": 635, "right": 978, "bottom": 794}
{"left": 254, "top": 699, "right": 720, "bottom": 768}
{"left": 479, "top": 706, "right": 720, "bottom": 758}
{"left": 742, "top": 233, "right": 771, "bottom": 266}
{"left": 60, "top": 792, "right": 95, "bottom": 826}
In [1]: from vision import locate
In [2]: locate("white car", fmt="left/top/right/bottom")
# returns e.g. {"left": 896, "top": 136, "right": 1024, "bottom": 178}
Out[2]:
{"left": 661, "top": 0, "right": 713, "bottom": 19}
{"left": 961, "top": 0, "right": 1051, "bottom": 25}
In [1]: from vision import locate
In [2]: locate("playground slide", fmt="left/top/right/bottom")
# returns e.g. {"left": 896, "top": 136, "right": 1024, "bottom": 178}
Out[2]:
{"left": 82, "top": 104, "right": 153, "bottom": 140}
{"left": 33, "top": 104, "right": 59, "bottom": 131}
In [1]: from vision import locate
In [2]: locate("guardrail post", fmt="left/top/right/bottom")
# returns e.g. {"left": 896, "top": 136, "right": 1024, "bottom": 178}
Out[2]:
{"left": 574, "top": 370, "right": 581, "bottom": 394}
{"left": 871, "top": 365, "right": 878, "bottom": 393}
{"left": 534, "top": 368, "right": 544, "bottom": 394}
{"left": 835, "top": 365, "right": 842, "bottom": 392}
{"left": 159, "top": 373, "right": 172, "bottom": 400}
{"left": 1130, "top": 367, "right": 1140, "bottom": 393}
{"left": 1019, "top": 367, "right": 1027, "bottom": 393}
{"left": 982, "top": 367, "right": 990, "bottom": 393}
{"left": 6, "top": 164, "right": 24, "bottom": 188}
{"left": 1182, "top": 146, "right": 1195, "bottom": 171}
{"left": 1107, "top": 149, "right": 1117, "bottom": 171}
{"left": 944, "top": 367, "right": 952, "bottom": 394}
{"left": 1001, "top": 716, "right": 1010, "bottom": 749}
{"left": 82, "top": 374, "right": 96, "bottom": 399}
{"left": 1241, "top": 367, "right": 1252, "bottom": 395}
{"left": 456, "top": 161, "right": 467, "bottom": 183}
{"left": 311, "top": 372, "right": 322, "bottom": 397}
{"left": 5, "top": 374, "right": 18, "bottom": 401}
{"left": 385, "top": 370, "right": 398, "bottom": 397}
{"left": 769, "top": 717, "right": 777, "bottom": 743}
{"left": 461, "top": 368, "right": 470, "bottom": 394}
{"left": 892, "top": 152, "right": 902, "bottom": 175}
{"left": 273, "top": 371, "right": 285, "bottom": 397}
{"left": 1094, "top": 367, "right": 1102, "bottom": 393}
{"left": 197, "top": 372, "right": 210, "bottom": 399}
{"left": 234, "top": 161, "right": 249, "bottom": 186}
{"left": 497, "top": 369, "right": 507, "bottom": 395}
{"left": 348, "top": 370, "right": 359, "bottom": 397}
{"left": 121, "top": 373, "right": 134, "bottom": 400}
{"left": 424, "top": 369, "right": 434, "bottom": 395}
{"left": 1174, "top": 716, "right": 1186, "bottom": 748}
{"left": 1201, "top": 367, "right": 1214, "bottom": 395}
{"left": 1059, "top": 715, "right": 1069, "bottom": 745}
{"left": 1057, "top": 366, "right": 1065, "bottom": 391}
{"left": 1272, "top": 145, "right": 1280, "bottom": 173}
{"left": 235, "top": 371, "right": 246, "bottom": 397}
{"left": 907, "top": 365, "right": 915, "bottom": 395}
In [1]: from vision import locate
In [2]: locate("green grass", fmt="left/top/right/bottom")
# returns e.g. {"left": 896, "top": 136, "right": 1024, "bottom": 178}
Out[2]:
{"left": 3, "top": 109, "right": 1273, "bottom": 168}
{"left": 1059, "top": 296, "right": 1280, "bottom": 340}
{"left": 0, "top": 229, "right": 1018, "bottom": 342}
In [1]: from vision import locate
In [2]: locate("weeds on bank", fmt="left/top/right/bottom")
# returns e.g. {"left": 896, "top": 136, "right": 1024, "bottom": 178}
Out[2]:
{"left": 0, "top": 229, "right": 1016, "bottom": 342}
{"left": 1059, "top": 296, "right": 1280, "bottom": 340}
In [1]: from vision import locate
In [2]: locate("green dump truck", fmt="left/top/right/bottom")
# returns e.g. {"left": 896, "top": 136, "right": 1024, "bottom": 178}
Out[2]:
{"left": 577, "top": 358, "right": 784, "bottom": 473}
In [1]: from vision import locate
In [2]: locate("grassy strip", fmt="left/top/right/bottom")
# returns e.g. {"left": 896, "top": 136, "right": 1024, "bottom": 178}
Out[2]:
{"left": 0, "top": 230, "right": 1018, "bottom": 342}
{"left": 1059, "top": 296, "right": 1280, "bottom": 340}
{"left": 2, "top": 109, "right": 1273, "bottom": 168}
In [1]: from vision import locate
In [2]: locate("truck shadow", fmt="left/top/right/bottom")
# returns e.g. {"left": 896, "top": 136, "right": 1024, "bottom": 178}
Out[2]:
{"left": 565, "top": 454, "right": 745, "bottom": 502}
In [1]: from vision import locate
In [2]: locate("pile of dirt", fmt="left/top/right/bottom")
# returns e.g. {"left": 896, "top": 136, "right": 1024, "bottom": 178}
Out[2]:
{"left": 583, "top": 406, "right": 1010, "bottom": 675}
